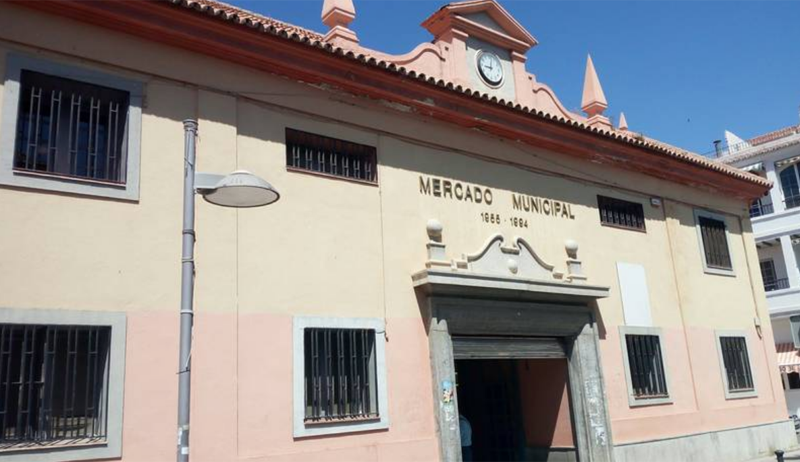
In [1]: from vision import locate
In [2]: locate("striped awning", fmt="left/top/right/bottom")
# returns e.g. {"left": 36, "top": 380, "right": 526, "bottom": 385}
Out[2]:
{"left": 776, "top": 156, "right": 800, "bottom": 169}
{"left": 777, "top": 343, "right": 800, "bottom": 373}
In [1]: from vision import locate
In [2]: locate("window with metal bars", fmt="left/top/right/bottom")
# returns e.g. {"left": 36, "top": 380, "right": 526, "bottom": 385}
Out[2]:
{"left": 698, "top": 215, "right": 732, "bottom": 270}
{"left": 13, "top": 70, "right": 130, "bottom": 184}
{"left": 597, "top": 195, "right": 646, "bottom": 231}
{"left": 303, "top": 328, "right": 378, "bottom": 423}
{"left": 0, "top": 324, "right": 110, "bottom": 447}
{"left": 286, "top": 128, "right": 377, "bottom": 184}
{"left": 719, "top": 336, "right": 754, "bottom": 393}
{"left": 624, "top": 334, "right": 668, "bottom": 399}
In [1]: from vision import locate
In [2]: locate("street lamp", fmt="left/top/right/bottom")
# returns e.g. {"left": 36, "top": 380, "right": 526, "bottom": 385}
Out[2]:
{"left": 176, "top": 120, "right": 279, "bottom": 462}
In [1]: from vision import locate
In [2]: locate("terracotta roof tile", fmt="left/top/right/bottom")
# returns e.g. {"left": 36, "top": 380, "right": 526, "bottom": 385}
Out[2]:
{"left": 720, "top": 135, "right": 800, "bottom": 166}
{"left": 163, "top": 0, "right": 769, "bottom": 189}
{"left": 170, "top": 0, "right": 325, "bottom": 41}
{"left": 749, "top": 124, "right": 800, "bottom": 146}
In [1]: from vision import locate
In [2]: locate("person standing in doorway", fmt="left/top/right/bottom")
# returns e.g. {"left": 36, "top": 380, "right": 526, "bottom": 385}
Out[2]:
{"left": 459, "top": 413, "right": 473, "bottom": 462}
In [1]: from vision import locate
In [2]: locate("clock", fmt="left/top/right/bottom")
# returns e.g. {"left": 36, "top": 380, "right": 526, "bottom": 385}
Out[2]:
{"left": 477, "top": 50, "right": 503, "bottom": 87}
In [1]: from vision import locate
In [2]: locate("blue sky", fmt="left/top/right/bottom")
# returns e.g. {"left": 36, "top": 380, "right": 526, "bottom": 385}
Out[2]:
{"left": 231, "top": 1, "right": 800, "bottom": 155}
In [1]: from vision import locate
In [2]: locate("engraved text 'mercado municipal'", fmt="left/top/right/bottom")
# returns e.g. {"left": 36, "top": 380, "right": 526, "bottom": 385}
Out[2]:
{"left": 418, "top": 175, "right": 576, "bottom": 220}
{"left": 512, "top": 193, "right": 575, "bottom": 220}
{"left": 419, "top": 175, "right": 493, "bottom": 205}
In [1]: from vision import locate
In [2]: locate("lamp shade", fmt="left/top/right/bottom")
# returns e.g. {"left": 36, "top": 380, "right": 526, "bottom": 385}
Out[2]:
{"left": 199, "top": 170, "right": 280, "bottom": 208}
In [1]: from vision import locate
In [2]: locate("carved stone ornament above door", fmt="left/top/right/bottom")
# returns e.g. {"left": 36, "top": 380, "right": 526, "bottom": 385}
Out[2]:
{"left": 414, "top": 219, "right": 609, "bottom": 303}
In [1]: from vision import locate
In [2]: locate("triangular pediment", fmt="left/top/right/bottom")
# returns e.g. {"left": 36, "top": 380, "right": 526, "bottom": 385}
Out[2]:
{"left": 423, "top": 0, "right": 537, "bottom": 52}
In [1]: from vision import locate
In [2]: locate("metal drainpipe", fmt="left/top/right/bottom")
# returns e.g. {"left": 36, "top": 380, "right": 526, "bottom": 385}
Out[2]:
{"left": 177, "top": 119, "right": 198, "bottom": 462}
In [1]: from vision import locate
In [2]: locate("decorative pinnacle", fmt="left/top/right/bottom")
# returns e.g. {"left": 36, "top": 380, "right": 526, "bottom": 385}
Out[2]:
{"left": 581, "top": 54, "right": 608, "bottom": 118}
{"left": 618, "top": 112, "right": 628, "bottom": 131}
{"left": 322, "top": 0, "right": 356, "bottom": 29}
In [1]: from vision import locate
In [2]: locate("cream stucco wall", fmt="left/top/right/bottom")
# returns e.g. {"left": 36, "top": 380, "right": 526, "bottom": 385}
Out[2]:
{"left": 0, "top": 3, "right": 789, "bottom": 461}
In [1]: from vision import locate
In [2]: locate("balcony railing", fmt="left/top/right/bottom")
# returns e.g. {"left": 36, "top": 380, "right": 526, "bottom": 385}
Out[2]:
{"left": 765, "top": 278, "right": 790, "bottom": 292}
{"left": 786, "top": 195, "right": 800, "bottom": 210}
{"left": 750, "top": 202, "right": 774, "bottom": 218}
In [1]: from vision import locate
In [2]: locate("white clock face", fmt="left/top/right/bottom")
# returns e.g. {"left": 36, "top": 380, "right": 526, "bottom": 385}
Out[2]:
{"left": 477, "top": 51, "right": 503, "bottom": 86}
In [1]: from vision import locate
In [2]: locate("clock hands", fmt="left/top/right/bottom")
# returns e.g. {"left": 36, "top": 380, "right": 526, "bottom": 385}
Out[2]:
{"left": 479, "top": 52, "right": 501, "bottom": 84}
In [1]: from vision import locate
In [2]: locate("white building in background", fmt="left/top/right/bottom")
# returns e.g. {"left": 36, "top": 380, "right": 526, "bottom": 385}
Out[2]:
{"left": 719, "top": 122, "right": 800, "bottom": 416}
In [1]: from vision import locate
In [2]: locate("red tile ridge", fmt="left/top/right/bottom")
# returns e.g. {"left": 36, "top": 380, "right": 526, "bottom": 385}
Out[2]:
{"left": 170, "top": 0, "right": 325, "bottom": 41}
{"left": 158, "top": 0, "right": 769, "bottom": 190}
{"left": 749, "top": 124, "right": 800, "bottom": 146}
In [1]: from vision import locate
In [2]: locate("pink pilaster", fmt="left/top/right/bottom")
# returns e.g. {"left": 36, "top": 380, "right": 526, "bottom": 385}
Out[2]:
{"left": 512, "top": 51, "right": 534, "bottom": 107}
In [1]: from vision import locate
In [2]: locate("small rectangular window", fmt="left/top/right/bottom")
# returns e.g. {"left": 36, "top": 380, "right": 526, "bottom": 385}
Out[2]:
{"left": 760, "top": 259, "right": 788, "bottom": 292}
{"left": 286, "top": 128, "right": 377, "bottom": 184}
{"left": 719, "top": 336, "right": 754, "bottom": 393}
{"left": 698, "top": 215, "right": 732, "bottom": 270}
{"left": 0, "top": 324, "right": 111, "bottom": 447}
{"left": 303, "top": 328, "right": 378, "bottom": 423}
{"left": 597, "top": 196, "right": 645, "bottom": 231}
{"left": 13, "top": 70, "right": 130, "bottom": 184}
{"left": 624, "top": 334, "right": 668, "bottom": 399}
{"left": 788, "top": 372, "right": 800, "bottom": 390}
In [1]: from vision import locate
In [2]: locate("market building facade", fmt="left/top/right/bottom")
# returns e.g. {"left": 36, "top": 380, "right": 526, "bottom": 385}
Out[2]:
{"left": 0, "top": 1, "right": 795, "bottom": 461}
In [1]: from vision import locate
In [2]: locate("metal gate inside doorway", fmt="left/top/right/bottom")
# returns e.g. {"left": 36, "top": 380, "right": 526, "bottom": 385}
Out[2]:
{"left": 453, "top": 336, "right": 573, "bottom": 462}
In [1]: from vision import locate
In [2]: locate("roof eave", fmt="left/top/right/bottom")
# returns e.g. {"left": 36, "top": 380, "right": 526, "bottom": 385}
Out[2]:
{"left": 13, "top": 0, "right": 769, "bottom": 202}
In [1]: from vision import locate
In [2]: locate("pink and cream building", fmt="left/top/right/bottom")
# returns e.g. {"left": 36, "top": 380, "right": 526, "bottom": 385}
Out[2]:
{"left": 0, "top": 1, "right": 795, "bottom": 461}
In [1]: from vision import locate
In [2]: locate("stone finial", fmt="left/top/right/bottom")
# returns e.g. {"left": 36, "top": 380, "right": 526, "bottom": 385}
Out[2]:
{"left": 565, "top": 239, "right": 579, "bottom": 258}
{"left": 581, "top": 55, "right": 608, "bottom": 117}
{"left": 322, "top": 0, "right": 359, "bottom": 45}
{"left": 425, "top": 219, "right": 449, "bottom": 268}
{"left": 427, "top": 219, "right": 443, "bottom": 242}
{"left": 564, "top": 239, "right": 587, "bottom": 284}
{"left": 618, "top": 112, "right": 628, "bottom": 131}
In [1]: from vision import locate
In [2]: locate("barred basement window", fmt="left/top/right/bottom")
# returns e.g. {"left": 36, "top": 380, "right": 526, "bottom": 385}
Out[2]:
{"left": 13, "top": 70, "right": 130, "bottom": 184}
{"left": 286, "top": 128, "right": 377, "bottom": 183}
{"left": 303, "top": 328, "right": 378, "bottom": 423}
{"left": 625, "top": 334, "right": 668, "bottom": 399}
{"left": 597, "top": 195, "right": 645, "bottom": 231}
{"left": 0, "top": 324, "right": 111, "bottom": 447}
{"left": 719, "top": 336, "right": 754, "bottom": 393}
{"left": 698, "top": 215, "right": 732, "bottom": 270}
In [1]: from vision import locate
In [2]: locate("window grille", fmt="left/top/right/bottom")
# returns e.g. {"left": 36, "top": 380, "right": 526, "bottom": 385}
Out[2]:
{"left": 597, "top": 196, "right": 645, "bottom": 231}
{"left": 0, "top": 324, "right": 111, "bottom": 447}
{"left": 759, "top": 260, "right": 788, "bottom": 292}
{"left": 749, "top": 199, "right": 773, "bottom": 218}
{"left": 625, "top": 334, "right": 668, "bottom": 399}
{"left": 303, "top": 328, "right": 378, "bottom": 422}
{"left": 698, "top": 215, "right": 732, "bottom": 270}
{"left": 286, "top": 128, "right": 377, "bottom": 184}
{"left": 719, "top": 336, "right": 754, "bottom": 393}
{"left": 13, "top": 70, "right": 130, "bottom": 184}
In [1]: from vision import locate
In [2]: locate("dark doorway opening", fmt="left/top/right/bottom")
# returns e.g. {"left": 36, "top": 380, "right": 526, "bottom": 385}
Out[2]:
{"left": 455, "top": 358, "right": 577, "bottom": 462}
